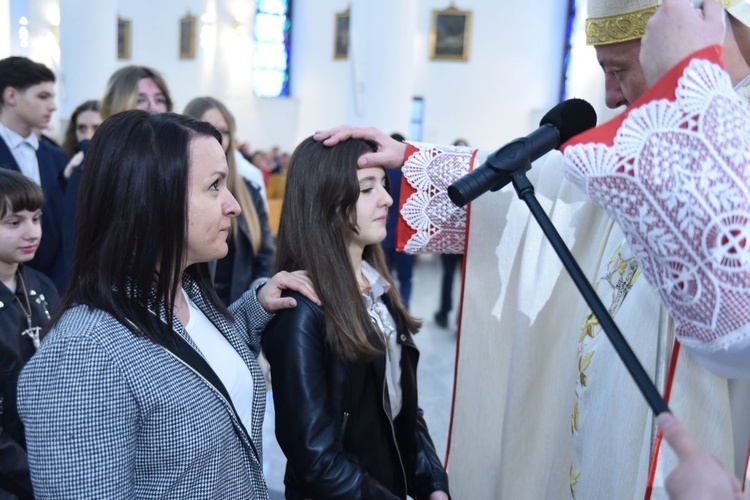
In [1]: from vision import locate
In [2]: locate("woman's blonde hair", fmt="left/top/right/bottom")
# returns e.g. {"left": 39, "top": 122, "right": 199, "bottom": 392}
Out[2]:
{"left": 183, "top": 97, "right": 261, "bottom": 253}
{"left": 100, "top": 66, "right": 173, "bottom": 119}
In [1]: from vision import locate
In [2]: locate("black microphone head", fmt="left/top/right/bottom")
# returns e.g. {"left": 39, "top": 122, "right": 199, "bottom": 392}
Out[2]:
{"left": 539, "top": 98, "right": 597, "bottom": 145}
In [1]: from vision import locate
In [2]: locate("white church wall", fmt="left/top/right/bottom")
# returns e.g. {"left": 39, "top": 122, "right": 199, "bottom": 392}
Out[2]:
{"left": 4, "top": 0, "right": 579, "bottom": 153}
{"left": 0, "top": 0, "right": 10, "bottom": 58}
{"left": 416, "top": 0, "right": 570, "bottom": 148}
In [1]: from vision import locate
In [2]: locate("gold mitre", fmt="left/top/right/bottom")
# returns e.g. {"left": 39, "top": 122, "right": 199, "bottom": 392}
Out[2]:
{"left": 723, "top": 0, "right": 750, "bottom": 29}
{"left": 586, "top": 0, "right": 661, "bottom": 46}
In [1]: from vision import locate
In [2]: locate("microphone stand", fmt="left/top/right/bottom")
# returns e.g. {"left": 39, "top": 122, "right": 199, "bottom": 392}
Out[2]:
{"left": 509, "top": 167, "right": 670, "bottom": 415}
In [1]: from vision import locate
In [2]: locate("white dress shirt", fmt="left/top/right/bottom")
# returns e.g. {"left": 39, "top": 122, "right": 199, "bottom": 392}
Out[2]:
{"left": 361, "top": 261, "right": 402, "bottom": 418}
{"left": 0, "top": 121, "right": 41, "bottom": 185}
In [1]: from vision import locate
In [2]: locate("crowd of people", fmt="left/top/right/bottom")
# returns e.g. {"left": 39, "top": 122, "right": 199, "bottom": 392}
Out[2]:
{"left": 0, "top": 49, "right": 448, "bottom": 499}
{"left": 0, "top": 0, "right": 748, "bottom": 498}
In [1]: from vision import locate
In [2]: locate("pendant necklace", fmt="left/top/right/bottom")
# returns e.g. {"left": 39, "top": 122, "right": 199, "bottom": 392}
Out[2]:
{"left": 16, "top": 271, "right": 46, "bottom": 349}
{"left": 360, "top": 271, "right": 394, "bottom": 340}
{"left": 368, "top": 292, "right": 395, "bottom": 340}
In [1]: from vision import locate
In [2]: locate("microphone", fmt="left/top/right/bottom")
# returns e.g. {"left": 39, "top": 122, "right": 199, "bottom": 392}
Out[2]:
{"left": 447, "top": 98, "right": 597, "bottom": 207}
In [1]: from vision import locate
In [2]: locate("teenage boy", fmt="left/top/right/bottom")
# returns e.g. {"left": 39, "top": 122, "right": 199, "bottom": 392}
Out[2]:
{"left": 0, "top": 56, "right": 67, "bottom": 291}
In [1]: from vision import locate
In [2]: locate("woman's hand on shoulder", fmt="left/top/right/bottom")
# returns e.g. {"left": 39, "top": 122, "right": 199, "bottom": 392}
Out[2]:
{"left": 257, "top": 270, "right": 320, "bottom": 312}
{"left": 429, "top": 491, "right": 449, "bottom": 500}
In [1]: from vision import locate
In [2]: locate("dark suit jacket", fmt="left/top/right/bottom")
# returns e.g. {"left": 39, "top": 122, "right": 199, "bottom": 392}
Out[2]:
{"left": 0, "top": 137, "right": 68, "bottom": 291}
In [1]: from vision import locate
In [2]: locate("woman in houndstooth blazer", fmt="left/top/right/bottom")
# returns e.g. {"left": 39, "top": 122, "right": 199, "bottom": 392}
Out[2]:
{"left": 16, "top": 111, "right": 318, "bottom": 499}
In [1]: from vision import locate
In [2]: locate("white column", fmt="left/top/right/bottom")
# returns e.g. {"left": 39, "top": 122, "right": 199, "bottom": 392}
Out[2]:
{"left": 0, "top": 0, "right": 10, "bottom": 58}
{"left": 57, "top": 0, "right": 117, "bottom": 118}
{"left": 347, "top": 0, "right": 418, "bottom": 135}
{"left": 26, "top": 0, "right": 59, "bottom": 74}
{"left": 9, "top": 0, "right": 28, "bottom": 57}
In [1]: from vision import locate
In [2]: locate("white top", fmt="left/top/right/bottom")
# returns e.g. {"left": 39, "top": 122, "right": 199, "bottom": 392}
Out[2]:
{"left": 0, "top": 121, "right": 41, "bottom": 185}
{"left": 361, "top": 261, "right": 402, "bottom": 418}
{"left": 182, "top": 291, "right": 255, "bottom": 433}
{"left": 233, "top": 149, "right": 268, "bottom": 209}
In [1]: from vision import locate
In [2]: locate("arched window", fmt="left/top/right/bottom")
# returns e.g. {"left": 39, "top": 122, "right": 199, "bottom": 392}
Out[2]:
{"left": 252, "top": 0, "right": 291, "bottom": 97}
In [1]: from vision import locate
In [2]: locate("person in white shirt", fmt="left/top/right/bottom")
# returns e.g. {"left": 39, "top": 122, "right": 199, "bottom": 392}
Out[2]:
{"left": 0, "top": 56, "right": 67, "bottom": 291}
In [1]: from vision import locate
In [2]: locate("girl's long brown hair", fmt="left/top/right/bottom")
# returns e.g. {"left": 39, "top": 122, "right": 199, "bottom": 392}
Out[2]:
{"left": 274, "top": 137, "right": 421, "bottom": 363}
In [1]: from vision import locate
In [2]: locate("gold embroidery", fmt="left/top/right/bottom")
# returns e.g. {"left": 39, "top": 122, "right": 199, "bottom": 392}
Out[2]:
{"left": 600, "top": 249, "right": 641, "bottom": 316}
{"left": 721, "top": 0, "right": 742, "bottom": 7}
{"left": 570, "top": 465, "right": 581, "bottom": 498}
{"left": 578, "top": 351, "right": 595, "bottom": 387}
{"left": 570, "top": 245, "right": 642, "bottom": 494}
{"left": 580, "top": 313, "right": 599, "bottom": 342}
{"left": 585, "top": 6, "right": 658, "bottom": 46}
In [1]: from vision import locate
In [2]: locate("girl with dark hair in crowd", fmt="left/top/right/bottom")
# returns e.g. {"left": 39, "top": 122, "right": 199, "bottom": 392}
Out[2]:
{"left": 18, "top": 111, "right": 318, "bottom": 498}
{"left": 262, "top": 137, "right": 450, "bottom": 499}
{"left": 60, "top": 100, "right": 101, "bottom": 179}
{"left": 0, "top": 169, "right": 57, "bottom": 500}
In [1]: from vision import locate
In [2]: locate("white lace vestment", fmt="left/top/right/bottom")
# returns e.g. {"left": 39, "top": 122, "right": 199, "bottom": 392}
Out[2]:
{"left": 397, "top": 49, "right": 748, "bottom": 499}
{"left": 563, "top": 58, "right": 750, "bottom": 375}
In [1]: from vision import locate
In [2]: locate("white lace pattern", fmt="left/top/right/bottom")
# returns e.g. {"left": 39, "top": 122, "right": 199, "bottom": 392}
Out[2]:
{"left": 400, "top": 142, "right": 471, "bottom": 254}
{"left": 563, "top": 59, "right": 750, "bottom": 353}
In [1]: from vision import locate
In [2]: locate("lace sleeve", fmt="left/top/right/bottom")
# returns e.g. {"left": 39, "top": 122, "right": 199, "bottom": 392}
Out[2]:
{"left": 398, "top": 142, "right": 475, "bottom": 254}
{"left": 563, "top": 55, "right": 750, "bottom": 356}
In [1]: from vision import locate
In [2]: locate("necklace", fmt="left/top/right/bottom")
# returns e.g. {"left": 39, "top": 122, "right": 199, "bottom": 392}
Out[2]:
{"left": 16, "top": 270, "right": 45, "bottom": 349}
{"left": 358, "top": 267, "right": 394, "bottom": 340}
{"left": 368, "top": 292, "right": 395, "bottom": 340}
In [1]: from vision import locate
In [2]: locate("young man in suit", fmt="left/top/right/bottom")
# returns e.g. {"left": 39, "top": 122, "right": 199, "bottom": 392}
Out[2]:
{"left": 0, "top": 57, "right": 68, "bottom": 291}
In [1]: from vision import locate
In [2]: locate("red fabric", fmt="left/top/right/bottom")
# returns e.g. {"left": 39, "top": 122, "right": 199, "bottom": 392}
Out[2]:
{"left": 644, "top": 341, "right": 681, "bottom": 500}
{"left": 396, "top": 144, "right": 419, "bottom": 252}
{"left": 444, "top": 153, "right": 477, "bottom": 469}
{"left": 562, "top": 46, "right": 724, "bottom": 151}
{"left": 744, "top": 441, "right": 749, "bottom": 492}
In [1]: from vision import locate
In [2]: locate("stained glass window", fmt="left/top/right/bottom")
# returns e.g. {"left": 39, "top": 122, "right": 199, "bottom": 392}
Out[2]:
{"left": 252, "top": 0, "right": 291, "bottom": 97}
{"left": 561, "top": 0, "right": 583, "bottom": 100}
{"left": 410, "top": 97, "right": 425, "bottom": 142}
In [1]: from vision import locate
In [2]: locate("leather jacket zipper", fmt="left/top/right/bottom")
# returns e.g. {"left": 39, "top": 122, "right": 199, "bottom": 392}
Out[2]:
{"left": 340, "top": 411, "right": 350, "bottom": 441}
{"left": 383, "top": 376, "right": 407, "bottom": 494}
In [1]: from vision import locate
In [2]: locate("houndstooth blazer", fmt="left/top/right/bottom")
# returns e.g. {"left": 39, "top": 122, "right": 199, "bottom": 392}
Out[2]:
{"left": 17, "top": 275, "right": 272, "bottom": 499}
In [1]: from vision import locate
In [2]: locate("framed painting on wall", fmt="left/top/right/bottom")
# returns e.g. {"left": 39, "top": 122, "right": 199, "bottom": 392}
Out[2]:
{"left": 179, "top": 14, "right": 197, "bottom": 59}
{"left": 429, "top": 6, "right": 471, "bottom": 61}
{"left": 333, "top": 8, "right": 350, "bottom": 60}
{"left": 117, "top": 18, "right": 131, "bottom": 60}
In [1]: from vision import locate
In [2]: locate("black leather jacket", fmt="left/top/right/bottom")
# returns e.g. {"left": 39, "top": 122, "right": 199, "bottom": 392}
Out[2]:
{"left": 0, "top": 266, "right": 58, "bottom": 499}
{"left": 262, "top": 292, "right": 449, "bottom": 500}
